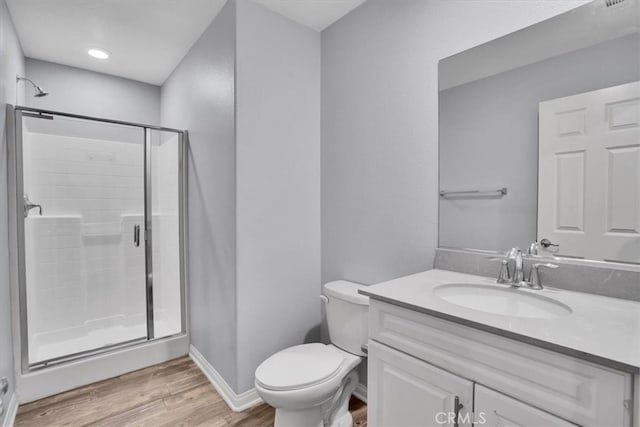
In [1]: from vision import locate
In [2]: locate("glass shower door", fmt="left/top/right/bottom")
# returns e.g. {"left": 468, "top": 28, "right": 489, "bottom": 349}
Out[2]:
{"left": 149, "top": 129, "right": 184, "bottom": 339}
{"left": 20, "top": 112, "right": 148, "bottom": 365}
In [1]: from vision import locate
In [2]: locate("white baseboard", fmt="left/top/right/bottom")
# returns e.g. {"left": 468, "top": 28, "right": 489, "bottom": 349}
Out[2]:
{"left": 353, "top": 382, "right": 367, "bottom": 404}
{"left": 189, "top": 345, "right": 262, "bottom": 412}
{"left": 2, "top": 393, "right": 18, "bottom": 427}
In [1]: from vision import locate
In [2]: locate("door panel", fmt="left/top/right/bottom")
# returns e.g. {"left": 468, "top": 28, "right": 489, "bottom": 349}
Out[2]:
{"left": 606, "top": 146, "right": 640, "bottom": 234}
{"left": 368, "top": 341, "right": 473, "bottom": 427}
{"left": 554, "top": 151, "right": 586, "bottom": 232}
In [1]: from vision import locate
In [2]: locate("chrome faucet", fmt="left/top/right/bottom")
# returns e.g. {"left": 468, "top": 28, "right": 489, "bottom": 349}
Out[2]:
{"left": 23, "top": 194, "right": 42, "bottom": 218}
{"left": 506, "top": 247, "right": 525, "bottom": 284}
{"left": 491, "top": 247, "right": 560, "bottom": 290}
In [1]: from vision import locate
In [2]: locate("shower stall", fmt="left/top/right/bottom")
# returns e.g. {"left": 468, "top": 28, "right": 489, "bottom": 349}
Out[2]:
{"left": 8, "top": 106, "right": 187, "bottom": 375}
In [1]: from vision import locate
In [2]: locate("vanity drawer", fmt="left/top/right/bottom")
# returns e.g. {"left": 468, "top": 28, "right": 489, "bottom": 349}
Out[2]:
{"left": 369, "top": 300, "right": 633, "bottom": 427}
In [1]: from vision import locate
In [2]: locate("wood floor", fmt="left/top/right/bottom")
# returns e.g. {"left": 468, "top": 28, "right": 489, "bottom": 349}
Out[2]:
{"left": 15, "top": 356, "right": 367, "bottom": 427}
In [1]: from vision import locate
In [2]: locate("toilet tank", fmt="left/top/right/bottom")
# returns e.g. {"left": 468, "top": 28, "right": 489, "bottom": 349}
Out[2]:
{"left": 323, "top": 281, "right": 369, "bottom": 356}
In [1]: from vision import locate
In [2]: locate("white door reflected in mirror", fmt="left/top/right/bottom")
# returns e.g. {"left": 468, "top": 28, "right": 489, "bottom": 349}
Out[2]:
{"left": 538, "top": 81, "right": 640, "bottom": 264}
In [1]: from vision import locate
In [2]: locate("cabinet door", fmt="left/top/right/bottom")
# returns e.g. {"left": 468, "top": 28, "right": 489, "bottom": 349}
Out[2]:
{"left": 475, "top": 385, "right": 577, "bottom": 427}
{"left": 368, "top": 341, "right": 473, "bottom": 427}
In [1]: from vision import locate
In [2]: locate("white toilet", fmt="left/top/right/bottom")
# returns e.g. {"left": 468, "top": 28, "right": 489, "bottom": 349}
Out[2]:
{"left": 254, "top": 281, "right": 369, "bottom": 427}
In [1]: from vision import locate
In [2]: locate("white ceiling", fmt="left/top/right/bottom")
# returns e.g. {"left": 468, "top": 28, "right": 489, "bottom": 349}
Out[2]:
{"left": 6, "top": 0, "right": 367, "bottom": 86}
{"left": 6, "top": 0, "right": 228, "bottom": 85}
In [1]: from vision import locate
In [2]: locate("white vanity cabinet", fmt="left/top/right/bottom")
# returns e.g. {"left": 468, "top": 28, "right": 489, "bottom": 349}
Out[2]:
{"left": 367, "top": 300, "right": 634, "bottom": 427}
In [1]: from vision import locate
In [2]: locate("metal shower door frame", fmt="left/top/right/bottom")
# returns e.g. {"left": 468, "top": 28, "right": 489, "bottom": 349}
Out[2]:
{"left": 7, "top": 105, "right": 189, "bottom": 373}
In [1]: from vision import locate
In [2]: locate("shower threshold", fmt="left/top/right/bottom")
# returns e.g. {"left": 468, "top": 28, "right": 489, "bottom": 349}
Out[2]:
{"left": 29, "top": 320, "right": 176, "bottom": 368}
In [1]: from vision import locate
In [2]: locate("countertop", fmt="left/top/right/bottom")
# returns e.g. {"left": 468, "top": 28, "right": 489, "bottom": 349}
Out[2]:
{"left": 359, "top": 269, "right": 640, "bottom": 373}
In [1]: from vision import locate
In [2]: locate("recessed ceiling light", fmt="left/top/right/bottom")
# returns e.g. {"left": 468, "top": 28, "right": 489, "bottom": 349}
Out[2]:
{"left": 88, "top": 49, "right": 109, "bottom": 60}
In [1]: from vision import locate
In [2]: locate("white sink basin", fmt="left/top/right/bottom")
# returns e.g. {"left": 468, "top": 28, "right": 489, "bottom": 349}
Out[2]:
{"left": 433, "top": 283, "right": 572, "bottom": 319}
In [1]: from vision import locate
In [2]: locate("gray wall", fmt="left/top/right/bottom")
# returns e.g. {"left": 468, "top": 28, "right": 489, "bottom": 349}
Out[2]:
{"left": 25, "top": 58, "right": 161, "bottom": 124}
{"left": 0, "top": 0, "right": 24, "bottom": 421}
{"left": 320, "top": 0, "right": 587, "bottom": 288}
{"left": 235, "top": 0, "right": 321, "bottom": 393}
{"left": 161, "top": 0, "right": 238, "bottom": 390}
{"left": 439, "top": 33, "right": 640, "bottom": 252}
{"left": 162, "top": 0, "right": 321, "bottom": 394}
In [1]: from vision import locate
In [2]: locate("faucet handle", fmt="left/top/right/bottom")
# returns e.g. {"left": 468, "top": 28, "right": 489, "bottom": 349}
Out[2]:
{"left": 528, "top": 263, "right": 558, "bottom": 289}
{"left": 533, "top": 262, "right": 559, "bottom": 270}
{"left": 488, "top": 257, "right": 511, "bottom": 284}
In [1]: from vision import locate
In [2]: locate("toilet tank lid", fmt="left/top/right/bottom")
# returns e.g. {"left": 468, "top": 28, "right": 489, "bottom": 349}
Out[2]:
{"left": 323, "top": 281, "right": 369, "bottom": 306}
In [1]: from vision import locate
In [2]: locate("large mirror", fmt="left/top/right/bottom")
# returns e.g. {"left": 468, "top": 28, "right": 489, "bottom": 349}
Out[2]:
{"left": 439, "top": 0, "right": 640, "bottom": 265}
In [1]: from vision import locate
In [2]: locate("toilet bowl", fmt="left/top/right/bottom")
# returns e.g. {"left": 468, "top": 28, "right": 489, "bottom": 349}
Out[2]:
{"left": 254, "top": 281, "right": 369, "bottom": 427}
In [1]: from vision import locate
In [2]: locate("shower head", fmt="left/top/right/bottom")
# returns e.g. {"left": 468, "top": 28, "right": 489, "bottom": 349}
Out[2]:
{"left": 33, "top": 87, "right": 48, "bottom": 97}
{"left": 16, "top": 76, "right": 49, "bottom": 98}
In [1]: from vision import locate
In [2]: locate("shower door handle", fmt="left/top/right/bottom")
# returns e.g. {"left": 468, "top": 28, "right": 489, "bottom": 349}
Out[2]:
{"left": 134, "top": 225, "right": 140, "bottom": 247}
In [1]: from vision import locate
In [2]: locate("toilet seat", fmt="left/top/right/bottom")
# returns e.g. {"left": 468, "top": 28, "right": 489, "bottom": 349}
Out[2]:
{"left": 255, "top": 344, "right": 348, "bottom": 391}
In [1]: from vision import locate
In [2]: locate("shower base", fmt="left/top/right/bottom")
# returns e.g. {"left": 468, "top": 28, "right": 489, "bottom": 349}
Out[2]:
{"left": 17, "top": 333, "right": 189, "bottom": 403}
{"left": 30, "top": 319, "right": 177, "bottom": 365}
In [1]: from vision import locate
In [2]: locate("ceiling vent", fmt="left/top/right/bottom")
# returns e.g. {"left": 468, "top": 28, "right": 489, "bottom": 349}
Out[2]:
{"left": 605, "top": 0, "right": 625, "bottom": 7}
